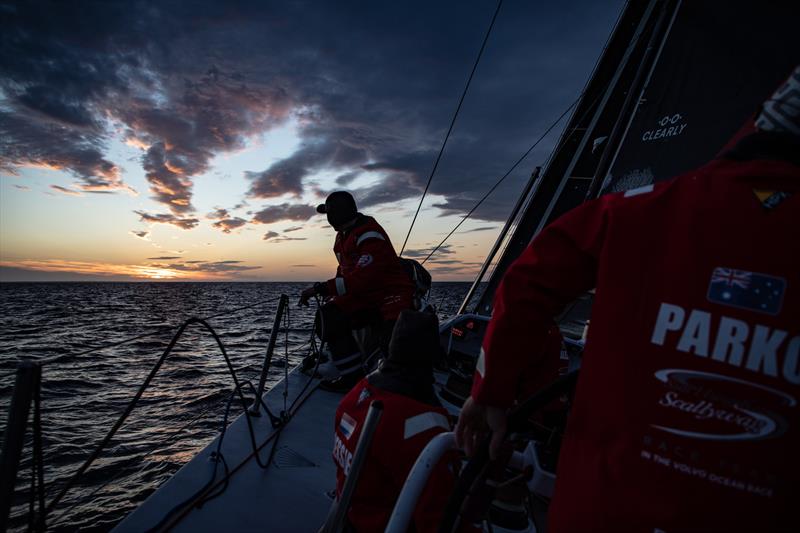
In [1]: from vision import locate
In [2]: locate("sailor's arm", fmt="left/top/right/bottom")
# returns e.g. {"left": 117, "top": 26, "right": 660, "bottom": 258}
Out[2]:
{"left": 472, "top": 211, "right": 602, "bottom": 406}
{"left": 458, "top": 198, "right": 609, "bottom": 454}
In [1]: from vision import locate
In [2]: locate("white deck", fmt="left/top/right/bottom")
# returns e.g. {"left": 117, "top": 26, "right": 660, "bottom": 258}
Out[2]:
{"left": 115, "top": 368, "right": 344, "bottom": 532}
{"left": 116, "top": 358, "right": 460, "bottom": 533}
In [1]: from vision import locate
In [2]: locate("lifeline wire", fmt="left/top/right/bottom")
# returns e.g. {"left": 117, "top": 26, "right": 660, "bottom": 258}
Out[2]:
{"left": 45, "top": 315, "right": 282, "bottom": 516}
{"left": 399, "top": 0, "right": 504, "bottom": 256}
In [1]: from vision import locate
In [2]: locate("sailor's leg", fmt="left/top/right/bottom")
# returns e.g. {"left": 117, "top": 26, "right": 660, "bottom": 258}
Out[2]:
{"left": 317, "top": 303, "right": 363, "bottom": 378}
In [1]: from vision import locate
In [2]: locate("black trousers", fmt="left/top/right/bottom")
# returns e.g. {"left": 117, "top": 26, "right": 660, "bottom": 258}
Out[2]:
{"left": 315, "top": 303, "right": 395, "bottom": 376}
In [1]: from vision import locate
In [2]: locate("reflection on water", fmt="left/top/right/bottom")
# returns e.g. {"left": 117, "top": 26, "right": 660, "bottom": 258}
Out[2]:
{"left": 0, "top": 281, "right": 471, "bottom": 531}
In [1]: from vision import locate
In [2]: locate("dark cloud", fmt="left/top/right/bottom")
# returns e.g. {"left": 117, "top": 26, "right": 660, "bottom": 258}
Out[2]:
{"left": 262, "top": 230, "right": 307, "bottom": 243}
{"left": 149, "top": 260, "right": 260, "bottom": 273}
{"left": 283, "top": 225, "right": 304, "bottom": 233}
{"left": 130, "top": 230, "right": 149, "bottom": 239}
{"left": 459, "top": 226, "right": 499, "bottom": 233}
{"left": 135, "top": 210, "right": 200, "bottom": 230}
{"left": 207, "top": 208, "right": 229, "bottom": 219}
{"left": 252, "top": 203, "right": 317, "bottom": 224}
{"left": 3, "top": 0, "right": 623, "bottom": 221}
{"left": 335, "top": 172, "right": 360, "bottom": 186}
{"left": 49, "top": 184, "right": 82, "bottom": 196}
{"left": 268, "top": 237, "right": 307, "bottom": 243}
{"left": 13, "top": 184, "right": 31, "bottom": 191}
{"left": 402, "top": 243, "right": 456, "bottom": 259}
{"left": 212, "top": 217, "right": 247, "bottom": 233}
{"left": 0, "top": 111, "right": 131, "bottom": 193}
{"left": 147, "top": 256, "right": 182, "bottom": 260}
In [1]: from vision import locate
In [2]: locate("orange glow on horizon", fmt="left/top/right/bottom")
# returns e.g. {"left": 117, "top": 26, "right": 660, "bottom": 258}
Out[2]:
{"left": 0, "top": 260, "right": 238, "bottom": 281}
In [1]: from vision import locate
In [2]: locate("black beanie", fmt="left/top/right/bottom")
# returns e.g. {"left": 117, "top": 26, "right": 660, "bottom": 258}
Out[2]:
{"left": 317, "top": 191, "right": 357, "bottom": 229}
{"left": 387, "top": 310, "right": 440, "bottom": 370}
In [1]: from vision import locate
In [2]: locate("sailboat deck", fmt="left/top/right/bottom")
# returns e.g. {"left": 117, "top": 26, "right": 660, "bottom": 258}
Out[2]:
{"left": 115, "top": 369, "right": 343, "bottom": 532}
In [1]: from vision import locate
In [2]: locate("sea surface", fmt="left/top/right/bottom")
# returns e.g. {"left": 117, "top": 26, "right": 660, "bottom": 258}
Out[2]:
{"left": 0, "top": 282, "right": 473, "bottom": 532}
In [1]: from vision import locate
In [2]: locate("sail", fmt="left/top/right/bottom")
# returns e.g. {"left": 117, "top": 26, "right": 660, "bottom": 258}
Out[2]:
{"left": 600, "top": 0, "right": 799, "bottom": 194}
{"left": 471, "top": 0, "right": 798, "bottom": 315}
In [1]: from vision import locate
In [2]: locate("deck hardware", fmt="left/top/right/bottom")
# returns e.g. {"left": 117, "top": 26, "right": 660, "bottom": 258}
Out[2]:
{"left": 250, "top": 294, "right": 289, "bottom": 416}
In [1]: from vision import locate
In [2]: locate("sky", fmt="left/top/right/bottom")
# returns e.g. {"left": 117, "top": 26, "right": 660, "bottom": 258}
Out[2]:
{"left": 0, "top": 0, "right": 624, "bottom": 282}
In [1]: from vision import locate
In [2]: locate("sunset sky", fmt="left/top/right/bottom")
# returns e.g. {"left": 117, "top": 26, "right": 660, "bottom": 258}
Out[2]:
{"left": 1, "top": 0, "right": 623, "bottom": 282}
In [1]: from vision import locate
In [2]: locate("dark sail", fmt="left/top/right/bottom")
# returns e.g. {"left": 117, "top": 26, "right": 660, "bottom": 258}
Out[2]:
{"left": 470, "top": 0, "right": 799, "bottom": 315}
{"left": 601, "top": 1, "right": 799, "bottom": 194}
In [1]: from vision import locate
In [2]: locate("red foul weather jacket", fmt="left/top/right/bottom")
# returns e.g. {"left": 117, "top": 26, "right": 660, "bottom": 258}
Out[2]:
{"left": 472, "top": 140, "right": 800, "bottom": 532}
{"left": 333, "top": 378, "right": 456, "bottom": 532}
{"left": 325, "top": 215, "right": 414, "bottom": 320}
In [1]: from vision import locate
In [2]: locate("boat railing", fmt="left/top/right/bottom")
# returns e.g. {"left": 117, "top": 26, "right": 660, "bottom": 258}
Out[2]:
{"left": 0, "top": 293, "right": 311, "bottom": 532}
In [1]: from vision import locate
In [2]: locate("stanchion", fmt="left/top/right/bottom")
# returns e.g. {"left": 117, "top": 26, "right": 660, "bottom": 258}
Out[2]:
{"left": 249, "top": 294, "right": 289, "bottom": 416}
{"left": 0, "top": 361, "right": 41, "bottom": 531}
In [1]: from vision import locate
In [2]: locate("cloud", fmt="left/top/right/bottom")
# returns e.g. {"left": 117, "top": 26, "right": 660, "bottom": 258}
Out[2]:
{"left": 1, "top": 257, "right": 260, "bottom": 280}
{"left": 459, "top": 226, "right": 499, "bottom": 233}
{"left": 283, "top": 226, "right": 303, "bottom": 232}
{"left": 2, "top": 0, "right": 623, "bottom": 222}
{"left": 13, "top": 184, "right": 31, "bottom": 191}
{"left": 271, "top": 236, "right": 306, "bottom": 242}
{"left": 49, "top": 184, "right": 82, "bottom": 196}
{"left": 252, "top": 203, "right": 317, "bottom": 224}
{"left": 207, "top": 208, "right": 229, "bottom": 219}
{"left": 147, "top": 256, "right": 182, "bottom": 260}
{"left": 335, "top": 172, "right": 360, "bottom": 186}
{"left": 212, "top": 217, "right": 247, "bottom": 233}
{"left": 291, "top": 264, "right": 315, "bottom": 267}
{"left": 130, "top": 230, "right": 149, "bottom": 239}
{"left": 402, "top": 243, "right": 456, "bottom": 259}
{"left": 135, "top": 210, "right": 200, "bottom": 230}
{"left": 263, "top": 230, "right": 306, "bottom": 243}
{"left": 147, "top": 259, "right": 260, "bottom": 273}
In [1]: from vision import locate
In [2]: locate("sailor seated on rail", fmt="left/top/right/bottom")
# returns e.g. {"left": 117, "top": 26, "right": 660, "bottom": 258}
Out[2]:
{"left": 331, "top": 310, "right": 459, "bottom": 532}
{"left": 299, "top": 191, "right": 415, "bottom": 393}
{"left": 456, "top": 67, "right": 800, "bottom": 532}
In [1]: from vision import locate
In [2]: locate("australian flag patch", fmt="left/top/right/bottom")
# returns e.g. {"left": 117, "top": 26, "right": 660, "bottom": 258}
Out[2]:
{"left": 707, "top": 267, "right": 786, "bottom": 315}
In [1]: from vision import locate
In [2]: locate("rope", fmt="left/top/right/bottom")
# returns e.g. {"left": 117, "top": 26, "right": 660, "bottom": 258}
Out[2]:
{"left": 44, "top": 315, "right": 278, "bottom": 516}
{"left": 420, "top": 96, "right": 580, "bottom": 264}
{"left": 399, "top": 0, "right": 504, "bottom": 256}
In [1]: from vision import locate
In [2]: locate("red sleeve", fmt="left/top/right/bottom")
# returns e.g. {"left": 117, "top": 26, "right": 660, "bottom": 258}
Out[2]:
{"left": 325, "top": 235, "right": 397, "bottom": 298}
{"left": 471, "top": 197, "right": 610, "bottom": 408}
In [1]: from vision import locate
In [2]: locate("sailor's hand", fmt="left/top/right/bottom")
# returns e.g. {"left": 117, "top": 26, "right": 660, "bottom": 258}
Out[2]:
{"left": 455, "top": 395, "right": 508, "bottom": 460}
{"left": 298, "top": 286, "right": 316, "bottom": 307}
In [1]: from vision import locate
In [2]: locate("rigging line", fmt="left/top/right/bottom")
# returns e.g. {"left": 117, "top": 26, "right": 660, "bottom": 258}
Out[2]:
{"left": 44, "top": 315, "right": 272, "bottom": 514}
{"left": 436, "top": 0, "right": 629, "bottom": 274}
{"left": 30, "top": 296, "right": 283, "bottom": 366}
{"left": 420, "top": 95, "right": 580, "bottom": 265}
{"left": 398, "top": 0, "right": 504, "bottom": 256}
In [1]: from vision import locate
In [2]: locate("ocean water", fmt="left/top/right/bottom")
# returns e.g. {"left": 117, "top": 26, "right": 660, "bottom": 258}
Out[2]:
{"left": 0, "top": 282, "right": 473, "bottom": 531}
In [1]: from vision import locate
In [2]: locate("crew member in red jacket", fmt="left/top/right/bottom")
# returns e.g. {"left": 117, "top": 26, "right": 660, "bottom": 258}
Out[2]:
{"left": 332, "top": 310, "right": 456, "bottom": 532}
{"left": 456, "top": 68, "right": 800, "bottom": 532}
{"left": 301, "top": 191, "right": 414, "bottom": 391}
